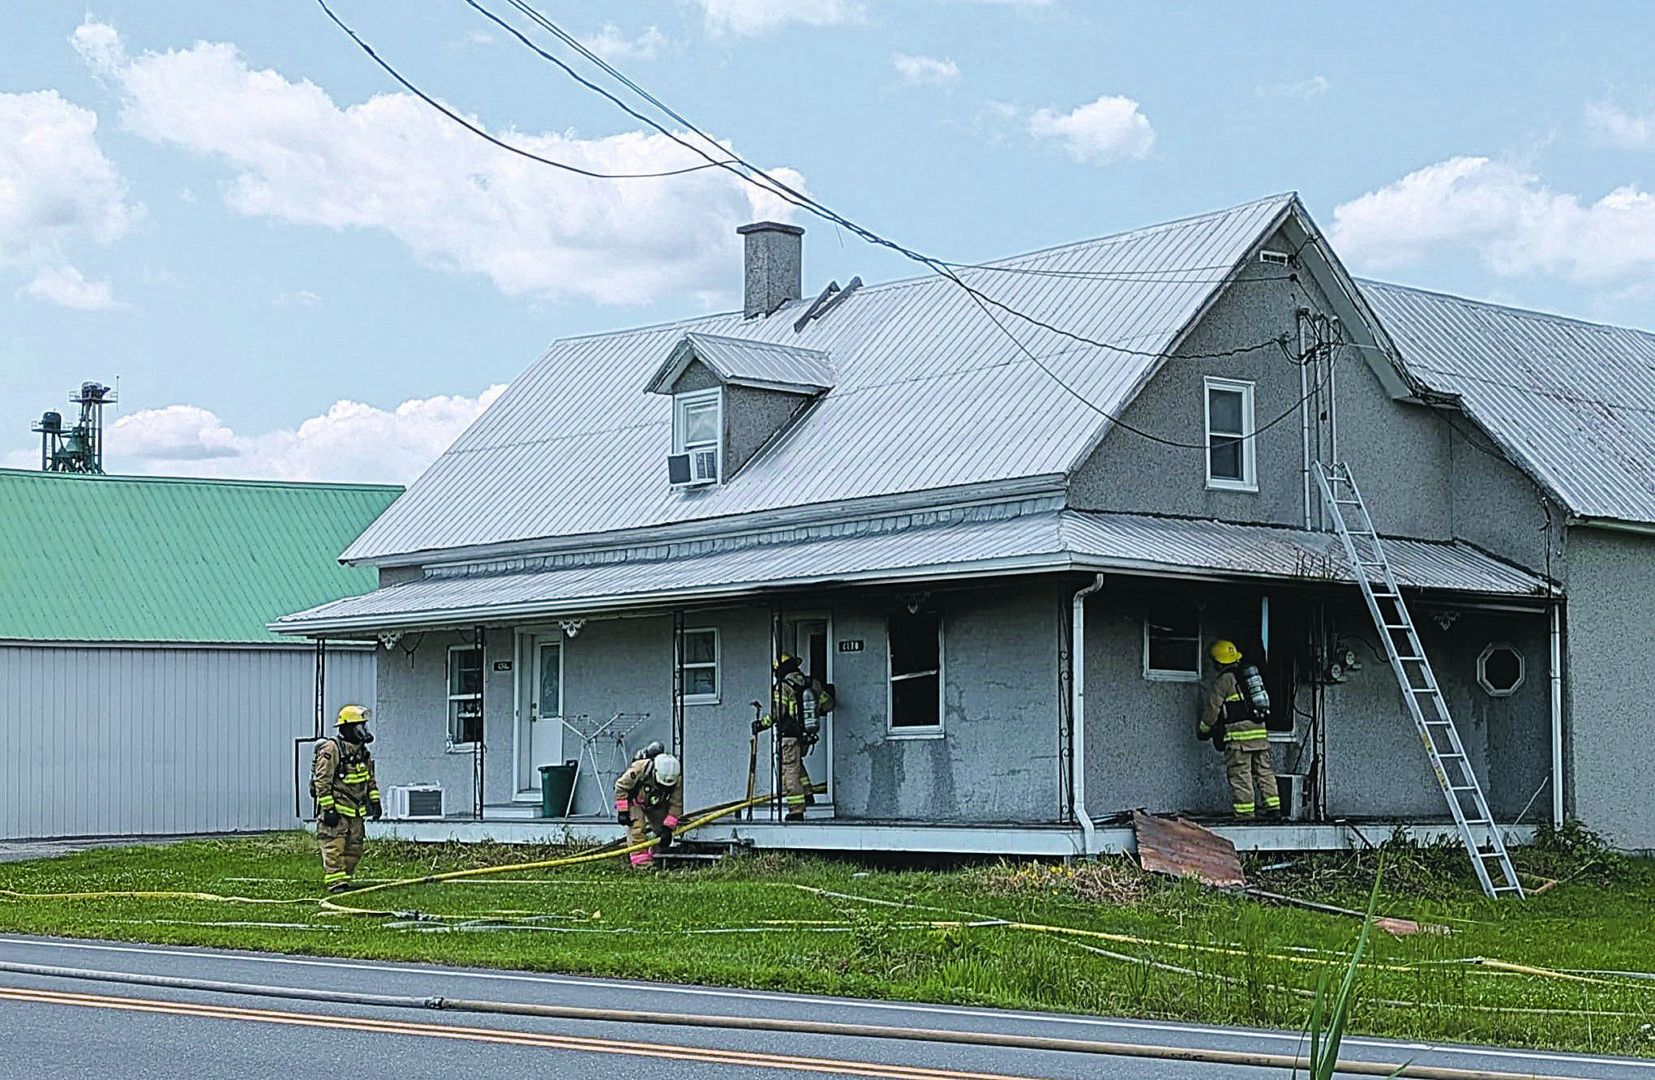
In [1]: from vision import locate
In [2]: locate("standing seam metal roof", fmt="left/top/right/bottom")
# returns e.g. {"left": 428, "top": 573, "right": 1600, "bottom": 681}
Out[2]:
{"left": 0, "top": 469, "right": 400, "bottom": 643}
{"left": 342, "top": 194, "right": 1299, "bottom": 563}
{"left": 1359, "top": 279, "right": 1655, "bottom": 525}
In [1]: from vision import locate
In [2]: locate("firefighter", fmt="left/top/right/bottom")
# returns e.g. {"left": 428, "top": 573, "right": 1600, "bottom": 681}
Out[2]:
{"left": 753, "top": 654, "right": 833, "bottom": 822}
{"left": 615, "top": 750, "right": 683, "bottom": 869}
{"left": 311, "top": 704, "right": 381, "bottom": 893}
{"left": 1197, "top": 640, "right": 1281, "bottom": 820}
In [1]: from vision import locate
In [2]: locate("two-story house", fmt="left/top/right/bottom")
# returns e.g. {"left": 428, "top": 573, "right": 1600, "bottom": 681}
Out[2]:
{"left": 277, "top": 193, "right": 1652, "bottom": 855}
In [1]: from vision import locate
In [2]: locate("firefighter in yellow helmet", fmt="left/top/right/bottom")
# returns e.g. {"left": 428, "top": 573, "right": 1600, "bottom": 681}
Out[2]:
{"left": 614, "top": 746, "right": 683, "bottom": 869}
{"left": 311, "top": 704, "right": 381, "bottom": 892}
{"left": 1197, "top": 640, "right": 1281, "bottom": 820}
{"left": 753, "top": 654, "right": 834, "bottom": 821}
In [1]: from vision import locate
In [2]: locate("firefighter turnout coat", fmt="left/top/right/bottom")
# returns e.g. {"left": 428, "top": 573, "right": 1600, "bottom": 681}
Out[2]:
{"left": 614, "top": 758, "right": 684, "bottom": 867}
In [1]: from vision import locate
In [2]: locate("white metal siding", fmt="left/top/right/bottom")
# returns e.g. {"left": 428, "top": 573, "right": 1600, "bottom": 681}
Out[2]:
{"left": 0, "top": 644, "right": 374, "bottom": 839}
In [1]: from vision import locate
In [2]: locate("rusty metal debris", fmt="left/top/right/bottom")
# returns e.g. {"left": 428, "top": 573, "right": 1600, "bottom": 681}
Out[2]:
{"left": 1131, "top": 811, "right": 1246, "bottom": 888}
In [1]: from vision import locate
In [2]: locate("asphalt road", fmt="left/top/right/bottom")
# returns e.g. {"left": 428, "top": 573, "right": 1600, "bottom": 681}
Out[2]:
{"left": 0, "top": 935, "right": 1651, "bottom": 1080}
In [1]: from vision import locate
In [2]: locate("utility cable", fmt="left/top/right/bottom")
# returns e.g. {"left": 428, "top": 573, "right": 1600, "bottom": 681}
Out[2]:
{"left": 315, "top": 0, "right": 733, "bottom": 179}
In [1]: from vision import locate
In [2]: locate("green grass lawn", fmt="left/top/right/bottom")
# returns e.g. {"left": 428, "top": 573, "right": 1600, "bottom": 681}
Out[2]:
{"left": 0, "top": 824, "right": 1651, "bottom": 1057}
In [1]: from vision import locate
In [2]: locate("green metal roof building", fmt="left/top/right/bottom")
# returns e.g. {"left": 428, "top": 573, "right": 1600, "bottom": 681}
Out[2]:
{"left": 0, "top": 469, "right": 400, "bottom": 839}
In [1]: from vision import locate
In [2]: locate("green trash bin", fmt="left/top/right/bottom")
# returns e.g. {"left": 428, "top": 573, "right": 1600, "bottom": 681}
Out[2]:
{"left": 540, "top": 761, "right": 578, "bottom": 819}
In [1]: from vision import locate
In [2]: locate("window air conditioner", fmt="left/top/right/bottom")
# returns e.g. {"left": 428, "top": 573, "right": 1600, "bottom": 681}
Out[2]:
{"left": 667, "top": 451, "right": 718, "bottom": 486}
{"left": 387, "top": 784, "right": 444, "bottom": 820}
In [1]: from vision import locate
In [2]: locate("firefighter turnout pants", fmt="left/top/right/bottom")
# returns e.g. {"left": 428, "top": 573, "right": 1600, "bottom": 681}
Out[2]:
{"left": 780, "top": 736, "right": 815, "bottom": 816}
{"left": 317, "top": 814, "right": 366, "bottom": 889}
{"left": 626, "top": 807, "right": 679, "bottom": 869}
{"left": 1223, "top": 744, "right": 1280, "bottom": 818}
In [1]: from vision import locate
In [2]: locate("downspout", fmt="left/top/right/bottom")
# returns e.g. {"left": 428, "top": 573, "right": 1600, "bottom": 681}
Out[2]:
{"left": 1550, "top": 603, "right": 1564, "bottom": 828}
{"left": 1070, "top": 574, "right": 1106, "bottom": 859}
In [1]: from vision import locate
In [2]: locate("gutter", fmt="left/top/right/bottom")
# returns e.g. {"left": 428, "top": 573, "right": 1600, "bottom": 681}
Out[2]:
{"left": 1570, "top": 515, "right": 1655, "bottom": 538}
{"left": 1070, "top": 573, "right": 1107, "bottom": 859}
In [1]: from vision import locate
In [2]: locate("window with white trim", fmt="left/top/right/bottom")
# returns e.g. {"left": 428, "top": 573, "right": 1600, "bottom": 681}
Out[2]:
{"left": 447, "top": 645, "right": 483, "bottom": 746}
{"left": 671, "top": 388, "right": 722, "bottom": 486}
{"left": 1144, "top": 608, "right": 1201, "bottom": 681}
{"left": 888, "top": 610, "right": 942, "bottom": 731}
{"left": 1205, "top": 377, "right": 1256, "bottom": 491}
{"left": 681, "top": 628, "right": 720, "bottom": 704}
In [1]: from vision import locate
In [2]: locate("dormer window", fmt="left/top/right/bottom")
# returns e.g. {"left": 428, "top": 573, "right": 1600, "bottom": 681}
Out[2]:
{"left": 670, "top": 388, "right": 722, "bottom": 486}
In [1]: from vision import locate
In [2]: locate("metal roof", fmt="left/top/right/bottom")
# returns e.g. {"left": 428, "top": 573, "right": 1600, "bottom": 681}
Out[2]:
{"left": 281, "top": 508, "right": 1545, "bottom": 634}
{"left": 1360, "top": 279, "right": 1655, "bottom": 525}
{"left": 644, "top": 333, "right": 835, "bottom": 395}
{"left": 0, "top": 469, "right": 400, "bottom": 644}
{"left": 342, "top": 194, "right": 1301, "bottom": 564}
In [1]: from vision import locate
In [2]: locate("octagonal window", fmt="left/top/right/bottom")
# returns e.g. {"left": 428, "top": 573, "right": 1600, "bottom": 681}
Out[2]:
{"left": 1477, "top": 643, "right": 1525, "bottom": 697}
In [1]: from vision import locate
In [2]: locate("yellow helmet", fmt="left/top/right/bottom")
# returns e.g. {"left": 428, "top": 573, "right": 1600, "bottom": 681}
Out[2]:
{"left": 773, "top": 653, "right": 801, "bottom": 676}
{"left": 1209, "top": 640, "right": 1242, "bottom": 666}
{"left": 336, "top": 704, "right": 371, "bottom": 726}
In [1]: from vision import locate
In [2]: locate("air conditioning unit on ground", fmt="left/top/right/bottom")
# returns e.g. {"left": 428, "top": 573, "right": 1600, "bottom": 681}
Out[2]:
{"left": 387, "top": 784, "right": 444, "bottom": 820}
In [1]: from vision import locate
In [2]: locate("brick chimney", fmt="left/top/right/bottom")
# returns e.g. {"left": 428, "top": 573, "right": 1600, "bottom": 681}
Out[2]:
{"left": 737, "top": 221, "right": 804, "bottom": 318}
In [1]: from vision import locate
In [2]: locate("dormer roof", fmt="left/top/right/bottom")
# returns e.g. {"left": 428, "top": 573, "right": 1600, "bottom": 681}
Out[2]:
{"left": 643, "top": 333, "right": 835, "bottom": 396}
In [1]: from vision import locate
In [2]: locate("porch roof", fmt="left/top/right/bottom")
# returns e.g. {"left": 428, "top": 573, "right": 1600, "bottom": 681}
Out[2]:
{"left": 274, "top": 510, "right": 1550, "bottom": 636}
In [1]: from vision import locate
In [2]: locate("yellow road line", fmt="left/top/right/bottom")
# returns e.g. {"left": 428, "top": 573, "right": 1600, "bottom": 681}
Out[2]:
{"left": 0, "top": 985, "right": 1048, "bottom": 1080}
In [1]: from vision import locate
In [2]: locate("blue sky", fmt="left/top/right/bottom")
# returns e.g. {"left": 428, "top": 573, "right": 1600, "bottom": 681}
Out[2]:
{"left": 5, "top": 0, "right": 1655, "bottom": 482}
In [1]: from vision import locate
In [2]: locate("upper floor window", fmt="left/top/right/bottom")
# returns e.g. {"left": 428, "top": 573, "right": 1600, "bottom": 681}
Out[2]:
{"left": 670, "top": 388, "right": 722, "bottom": 486}
{"left": 1204, "top": 377, "right": 1256, "bottom": 492}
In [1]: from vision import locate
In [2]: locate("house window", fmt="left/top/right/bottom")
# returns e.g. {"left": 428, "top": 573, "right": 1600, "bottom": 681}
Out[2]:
{"left": 1205, "top": 377, "right": 1256, "bottom": 491}
{"left": 1144, "top": 608, "right": 1201, "bottom": 681}
{"left": 671, "top": 388, "right": 722, "bottom": 485}
{"left": 681, "top": 628, "right": 719, "bottom": 704}
{"left": 447, "top": 645, "right": 483, "bottom": 746}
{"left": 1477, "top": 642, "right": 1525, "bottom": 697}
{"left": 888, "top": 610, "right": 942, "bottom": 732}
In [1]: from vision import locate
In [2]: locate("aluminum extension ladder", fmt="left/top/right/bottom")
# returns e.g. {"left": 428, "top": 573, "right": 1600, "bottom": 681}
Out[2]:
{"left": 1314, "top": 462, "right": 1523, "bottom": 899}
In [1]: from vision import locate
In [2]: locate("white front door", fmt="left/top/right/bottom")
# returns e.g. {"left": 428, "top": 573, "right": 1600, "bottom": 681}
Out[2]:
{"left": 517, "top": 635, "right": 563, "bottom": 794}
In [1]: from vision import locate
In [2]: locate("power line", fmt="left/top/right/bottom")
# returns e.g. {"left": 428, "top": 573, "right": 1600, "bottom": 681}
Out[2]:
{"left": 315, "top": 0, "right": 733, "bottom": 179}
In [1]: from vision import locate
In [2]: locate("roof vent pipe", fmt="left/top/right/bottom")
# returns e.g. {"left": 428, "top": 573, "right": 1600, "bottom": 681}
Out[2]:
{"left": 737, "top": 221, "right": 804, "bottom": 318}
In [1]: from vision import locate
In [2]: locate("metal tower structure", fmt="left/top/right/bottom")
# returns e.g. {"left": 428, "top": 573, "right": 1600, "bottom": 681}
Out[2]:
{"left": 32, "top": 382, "right": 116, "bottom": 474}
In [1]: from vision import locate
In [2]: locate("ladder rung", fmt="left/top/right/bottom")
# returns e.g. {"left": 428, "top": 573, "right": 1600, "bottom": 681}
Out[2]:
{"left": 1449, "top": 784, "right": 1479, "bottom": 792}
{"left": 1424, "top": 718, "right": 1453, "bottom": 725}
{"left": 1396, "top": 655, "right": 1426, "bottom": 662}
{"left": 1384, "top": 623, "right": 1410, "bottom": 631}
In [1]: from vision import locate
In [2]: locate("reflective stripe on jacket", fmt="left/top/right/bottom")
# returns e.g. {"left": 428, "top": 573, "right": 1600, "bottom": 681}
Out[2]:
{"left": 312, "top": 737, "right": 379, "bottom": 815}
{"left": 1199, "top": 671, "right": 1269, "bottom": 748}
{"left": 614, "top": 757, "right": 684, "bottom": 824}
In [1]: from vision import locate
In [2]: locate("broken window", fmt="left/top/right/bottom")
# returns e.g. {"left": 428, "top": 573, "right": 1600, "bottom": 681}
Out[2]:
{"left": 1205, "top": 377, "right": 1256, "bottom": 491}
{"left": 447, "top": 645, "right": 483, "bottom": 746}
{"left": 1144, "top": 608, "right": 1201, "bottom": 681}
{"left": 888, "top": 610, "right": 942, "bottom": 731}
{"left": 681, "top": 628, "right": 719, "bottom": 704}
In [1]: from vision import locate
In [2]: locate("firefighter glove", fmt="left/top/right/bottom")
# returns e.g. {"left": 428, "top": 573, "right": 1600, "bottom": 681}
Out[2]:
{"left": 321, "top": 808, "right": 341, "bottom": 828}
{"left": 752, "top": 716, "right": 767, "bottom": 735}
{"left": 369, "top": 799, "right": 383, "bottom": 821}
{"left": 658, "top": 827, "right": 673, "bottom": 851}
{"left": 617, "top": 810, "right": 630, "bottom": 827}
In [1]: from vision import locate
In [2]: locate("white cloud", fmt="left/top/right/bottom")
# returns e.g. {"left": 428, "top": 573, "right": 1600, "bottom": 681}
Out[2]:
{"left": 1027, "top": 95, "right": 1155, "bottom": 163}
{"left": 581, "top": 24, "right": 671, "bottom": 62}
{"left": 73, "top": 20, "right": 802, "bottom": 307}
{"left": 892, "top": 53, "right": 961, "bottom": 89}
{"left": 1331, "top": 156, "right": 1655, "bottom": 282}
{"left": 1585, "top": 101, "right": 1655, "bottom": 150}
{"left": 1256, "top": 75, "right": 1330, "bottom": 100}
{"left": 105, "top": 386, "right": 508, "bottom": 484}
{"left": 695, "top": 0, "right": 865, "bottom": 36}
{"left": 0, "top": 87, "right": 138, "bottom": 304}
{"left": 271, "top": 289, "right": 321, "bottom": 308}
{"left": 17, "top": 265, "right": 126, "bottom": 310}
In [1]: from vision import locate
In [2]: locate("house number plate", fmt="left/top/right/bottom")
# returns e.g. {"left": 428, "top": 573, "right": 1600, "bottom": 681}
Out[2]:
{"left": 838, "top": 640, "right": 864, "bottom": 652}
{"left": 493, "top": 660, "right": 513, "bottom": 671}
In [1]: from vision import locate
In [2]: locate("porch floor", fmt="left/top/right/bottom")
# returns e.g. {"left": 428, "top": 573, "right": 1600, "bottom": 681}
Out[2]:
{"left": 370, "top": 814, "right": 1536, "bottom": 858}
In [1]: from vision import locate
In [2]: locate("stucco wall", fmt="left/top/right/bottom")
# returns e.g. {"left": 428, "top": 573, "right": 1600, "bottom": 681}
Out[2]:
{"left": 1447, "top": 426, "right": 1565, "bottom": 580}
{"left": 724, "top": 385, "right": 810, "bottom": 476}
{"left": 1565, "top": 526, "right": 1655, "bottom": 851}
{"left": 1070, "top": 233, "right": 1455, "bottom": 542}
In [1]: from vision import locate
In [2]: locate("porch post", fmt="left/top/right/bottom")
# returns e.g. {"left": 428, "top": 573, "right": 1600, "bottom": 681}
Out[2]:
{"left": 313, "top": 636, "right": 326, "bottom": 740}
{"left": 474, "top": 624, "right": 486, "bottom": 820}
{"left": 1550, "top": 603, "right": 1564, "bottom": 828}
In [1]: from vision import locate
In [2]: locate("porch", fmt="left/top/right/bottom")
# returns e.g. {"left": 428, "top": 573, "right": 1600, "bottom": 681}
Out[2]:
{"left": 367, "top": 813, "right": 1537, "bottom": 858}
